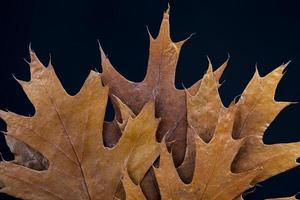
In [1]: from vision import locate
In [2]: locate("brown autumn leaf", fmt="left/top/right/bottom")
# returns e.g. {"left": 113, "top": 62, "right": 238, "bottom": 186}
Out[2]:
{"left": 231, "top": 64, "right": 300, "bottom": 185}
{"left": 0, "top": 52, "right": 160, "bottom": 200}
{"left": 182, "top": 59, "right": 300, "bottom": 194}
{"left": 176, "top": 62, "right": 300, "bottom": 199}
{"left": 154, "top": 106, "right": 261, "bottom": 200}
{"left": 152, "top": 62, "right": 300, "bottom": 199}
{"left": 100, "top": 8, "right": 300, "bottom": 199}
{"left": 2, "top": 8, "right": 228, "bottom": 200}
{"left": 0, "top": 6, "right": 298, "bottom": 200}
{"left": 100, "top": 9, "right": 228, "bottom": 198}
{"left": 185, "top": 59, "right": 224, "bottom": 143}
{"left": 101, "top": 9, "right": 227, "bottom": 168}
{"left": 121, "top": 171, "right": 146, "bottom": 200}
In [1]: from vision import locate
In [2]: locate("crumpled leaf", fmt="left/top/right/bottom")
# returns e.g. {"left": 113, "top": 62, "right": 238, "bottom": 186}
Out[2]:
{"left": 0, "top": 53, "right": 160, "bottom": 200}
{"left": 154, "top": 106, "right": 261, "bottom": 200}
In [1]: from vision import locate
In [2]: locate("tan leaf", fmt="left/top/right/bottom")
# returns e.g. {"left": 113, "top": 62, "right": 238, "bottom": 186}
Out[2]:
{"left": 0, "top": 53, "right": 159, "bottom": 200}
{"left": 114, "top": 96, "right": 135, "bottom": 131}
{"left": 3, "top": 9, "right": 228, "bottom": 199}
{"left": 178, "top": 62, "right": 300, "bottom": 198}
{"left": 155, "top": 106, "right": 261, "bottom": 200}
{"left": 101, "top": 10, "right": 228, "bottom": 167}
{"left": 177, "top": 59, "right": 225, "bottom": 183}
{"left": 1, "top": 6, "right": 298, "bottom": 200}
{"left": 100, "top": 9, "right": 228, "bottom": 198}
{"left": 186, "top": 58, "right": 224, "bottom": 143}
{"left": 107, "top": 95, "right": 160, "bottom": 186}
{"left": 232, "top": 64, "right": 291, "bottom": 139}
{"left": 231, "top": 64, "right": 300, "bottom": 184}
{"left": 121, "top": 170, "right": 146, "bottom": 200}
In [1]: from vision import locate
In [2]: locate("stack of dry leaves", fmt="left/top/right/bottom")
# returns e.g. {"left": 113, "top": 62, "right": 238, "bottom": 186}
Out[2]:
{"left": 0, "top": 10, "right": 299, "bottom": 200}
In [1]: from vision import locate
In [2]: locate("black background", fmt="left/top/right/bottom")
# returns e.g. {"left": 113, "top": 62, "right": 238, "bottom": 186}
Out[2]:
{"left": 1, "top": 0, "right": 300, "bottom": 199}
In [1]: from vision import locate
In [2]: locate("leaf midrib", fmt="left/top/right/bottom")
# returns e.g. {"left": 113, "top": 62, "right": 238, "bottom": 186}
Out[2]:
{"left": 41, "top": 78, "right": 92, "bottom": 200}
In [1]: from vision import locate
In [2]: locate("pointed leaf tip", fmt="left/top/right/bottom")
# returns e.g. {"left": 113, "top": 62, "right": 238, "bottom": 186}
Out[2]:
{"left": 98, "top": 43, "right": 107, "bottom": 63}
{"left": 164, "top": 3, "right": 170, "bottom": 19}
{"left": 11, "top": 74, "right": 27, "bottom": 86}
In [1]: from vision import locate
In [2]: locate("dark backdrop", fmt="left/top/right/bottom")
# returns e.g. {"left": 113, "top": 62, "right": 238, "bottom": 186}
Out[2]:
{"left": 1, "top": 0, "right": 300, "bottom": 199}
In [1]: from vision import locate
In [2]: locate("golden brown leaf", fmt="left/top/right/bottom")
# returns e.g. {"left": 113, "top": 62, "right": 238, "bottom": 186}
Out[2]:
{"left": 100, "top": 9, "right": 228, "bottom": 198}
{"left": 114, "top": 96, "right": 135, "bottom": 131}
{"left": 121, "top": 171, "right": 146, "bottom": 200}
{"left": 1, "top": 6, "right": 298, "bottom": 200}
{"left": 177, "top": 59, "right": 225, "bottom": 183}
{"left": 155, "top": 106, "right": 261, "bottom": 200}
{"left": 3, "top": 9, "right": 228, "bottom": 200}
{"left": 231, "top": 64, "right": 300, "bottom": 184}
{"left": 186, "top": 58, "right": 224, "bottom": 143}
{"left": 101, "top": 10, "right": 228, "bottom": 168}
{"left": 177, "top": 63, "right": 300, "bottom": 199}
{"left": 0, "top": 52, "right": 159, "bottom": 200}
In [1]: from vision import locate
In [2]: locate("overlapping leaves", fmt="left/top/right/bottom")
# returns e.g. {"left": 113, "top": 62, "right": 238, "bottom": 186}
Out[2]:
{"left": 0, "top": 8, "right": 299, "bottom": 200}
{"left": 0, "top": 51, "right": 160, "bottom": 200}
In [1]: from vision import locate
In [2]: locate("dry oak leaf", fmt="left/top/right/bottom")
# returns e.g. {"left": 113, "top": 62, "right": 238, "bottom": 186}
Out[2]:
{"left": 155, "top": 106, "right": 261, "bottom": 200}
{"left": 175, "top": 59, "right": 225, "bottom": 183}
{"left": 121, "top": 171, "right": 146, "bottom": 200}
{"left": 100, "top": 10, "right": 228, "bottom": 199}
{"left": 4, "top": 49, "right": 160, "bottom": 190}
{"left": 186, "top": 59, "right": 223, "bottom": 143}
{"left": 100, "top": 10, "right": 228, "bottom": 168}
{"left": 0, "top": 52, "right": 160, "bottom": 200}
{"left": 179, "top": 62, "right": 300, "bottom": 199}
{"left": 2, "top": 9, "right": 228, "bottom": 200}
{"left": 184, "top": 59, "right": 300, "bottom": 183}
{"left": 231, "top": 64, "right": 300, "bottom": 185}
